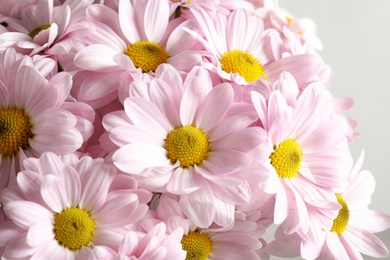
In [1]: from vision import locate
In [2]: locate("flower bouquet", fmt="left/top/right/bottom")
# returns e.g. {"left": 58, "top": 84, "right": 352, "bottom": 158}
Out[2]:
{"left": 0, "top": 0, "right": 389, "bottom": 259}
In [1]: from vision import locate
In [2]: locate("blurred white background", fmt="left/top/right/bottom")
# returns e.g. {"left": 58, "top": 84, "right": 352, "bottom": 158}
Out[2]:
{"left": 265, "top": 0, "right": 390, "bottom": 259}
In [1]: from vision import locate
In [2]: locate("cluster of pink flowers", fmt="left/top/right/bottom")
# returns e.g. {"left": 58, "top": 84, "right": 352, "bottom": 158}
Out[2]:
{"left": 0, "top": 0, "right": 389, "bottom": 259}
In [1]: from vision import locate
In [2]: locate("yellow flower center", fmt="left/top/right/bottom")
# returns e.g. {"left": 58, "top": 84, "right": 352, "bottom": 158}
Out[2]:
{"left": 124, "top": 41, "right": 169, "bottom": 72}
{"left": 181, "top": 229, "right": 212, "bottom": 260}
{"left": 29, "top": 24, "right": 52, "bottom": 38}
{"left": 0, "top": 107, "right": 34, "bottom": 157}
{"left": 331, "top": 194, "right": 349, "bottom": 235}
{"left": 270, "top": 139, "right": 302, "bottom": 178}
{"left": 219, "top": 50, "right": 265, "bottom": 82}
{"left": 165, "top": 126, "right": 209, "bottom": 168}
{"left": 53, "top": 207, "right": 96, "bottom": 250}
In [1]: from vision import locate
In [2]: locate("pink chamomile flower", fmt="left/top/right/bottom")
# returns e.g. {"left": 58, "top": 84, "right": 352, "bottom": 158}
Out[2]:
{"left": 251, "top": 79, "right": 353, "bottom": 241}
{"left": 103, "top": 65, "right": 265, "bottom": 228}
{"left": 0, "top": 0, "right": 94, "bottom": 59}
{"left": 75, "top": 0, "right": 202, "bottom": 74}
{"left": 0, "top": 152, "right": 152, "bottom": 259}
{"left": 139, "top": 193, "right": 263, "bottom": 260}
{"left": 0, "top": 48, "right": 94, "bottom": 193}
{"left": 266, "top": 151, "right": 390, "bottom": 259}
{"left": 186, "top": 6, "right": 330, "bottom": 87}
{"left": 71, "top": 0, "right": 202, "bottom": 108}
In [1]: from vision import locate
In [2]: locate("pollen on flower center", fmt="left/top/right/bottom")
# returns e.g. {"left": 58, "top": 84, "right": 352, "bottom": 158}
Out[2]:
{"left": 219, "top": 49, "right": 265, "bottom": 82}
{"left": 331, "top": 194, "right": 350, "bottom": 235}
{"left": 124, "top": 41, "right": 168, "bottom": 72}
{"left": 181, "top": 229, "right": 213, "bottom": 260}
{"left": 270, "top": 139, "right": 302, "bottom": 178}
{"left": 53, "top": 207, "right": 96, "bottom": 250}
{"left": 165, "top": 126, "right": 209, "bottom": 167}
{"left": 29, "top": 24, "right": 52, "bottom": 38}
{"left": 0, "top": 107, "right": 34, "bottom": 157}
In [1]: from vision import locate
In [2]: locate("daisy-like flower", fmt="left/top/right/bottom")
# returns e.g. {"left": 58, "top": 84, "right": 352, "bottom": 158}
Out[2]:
{"left": 263, "top": 4, "right": 324, "bottom": 54}
{"left": 72, "top": 0, "right": 202, "bottom": 108}
{"left": 0, "top": 48, "right": 94, "bottom": 192}
{"left": 251, "top": 75, "right": 353, "bottom": 240}
{"left": 72, "top": 0, "right": 203, "bottom": 107}
{"left": 103, "top": 65, "right": 265, "bottom": 228}
{"left": 313, "top": 152, "right": 390, "bottom": 259}
{"left": 266, "top": 151, "right": 390, "bottom": 259}
{"left": 139, "top": 193, "right": 263, "bottom": 260}
{"left": 0, "top": 152, "right": 152, "bottom": 259}
{"left": 186, "top": 6, "right": 329, "bottom": 86}
{"left": 0, "top": 0, "right": 93, "bottom": 59}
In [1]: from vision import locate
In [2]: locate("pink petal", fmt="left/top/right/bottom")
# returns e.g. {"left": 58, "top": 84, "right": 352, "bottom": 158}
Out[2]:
{"left": 33, "top": 23, "right": 58, "bottom": 47}
{"left": 118, "top": 231, "right": 138, "bottom": 255}
{"left": 102, "top": 110, "right": 131, "bottom": 132}
{"left": 166, "top": 20, "right": 198, "bottom": 55}
{"left": 38, "top": 152, "right": 65, "bottom": 176}
{"left": 196, "top": 83, "right": 234, "bottom": 132}
{"left": 213, "top": 196, "right": 234, "bottom": 227}
{"left": 30, "top": 240, "right": 71, "bottom": 260}
{"left": 210, "top": 181, "right": 252, "bottom": 205}
{"left": 113, "top": 143, "right": 172, "bottom": 174}
{"left": 109, "top": 125, "right": 163, "bottom": 147}
{"left": 167, "top": 51, "right": 202, "bottom": 72}
{"left": 4, "top": 201, "right": 53, "bottom": 229}
{"left": 212, "top": 232, "right": 262, "bottom": 250}
{"left": 12, "top": 66, "right": 55, "bottom": 115}
{"left": 87, "top": 4, "right": 123, "bottom": 39}
{"left": 166, "top": 167, "right": 201, "bottom": 195}
{"left": 266, "top": 231, "right": 301, "bottom": 258}
{"left": 208, "top": 102, "right": 260, "bottom": 141}
{"left": 343, "top": 228, "right": 389, "bottom": 258}
{"left": 144, "top": 0, "right": 168, "bottom": 42}
{"left": 48, "top": 71, "right": 72, "bottom": 104}
{"left": 188, "top": 8, "right": 226, "bottom": 55}
{"left": 93, "top": 192, "right": 141, "bottom": 228}
{"left": 203, "top": 150, "right": 252, "bottom": 175}
{"left": 211, "top": 127, "right": 264, "bottom": 152}
{"left": 180, "top": 76, "right": 207, "bottom": 126}
{"left": 324, "top": 232, "right": 350, "bottom": 259}
{"left": 16, "top": 171, "right": 43, "bottom": 204}
{"left": 149, "top": 78, "right": 180, "bottom": 127}
{"left": 180, "top": 182, "right": 216, "bottom": 228}
{"left": 344, "top": 170, "right": 376, "bottom": 210}
{"left": 274, "top": 182, "right": 288, "bottom": 224}
{"left": 32, "top": 110, "right": 77, "bottom": 135}
{"left": 300, "top": 118, "right": 348, "bottom": 153}
{"left": 79, "top": 163, "right": 116, "bottom": 212}
{"left": 212, "top": 244, "right": 261, "bottom": 260}
{"left": 43, "top": 166, "right": 81, "bottom": 212}
{"left": 288, "top": 85, "right": 330, "bottom": 141}
{"left": 250, "top": 91, "right": 268, "bottom": 129}
{"left": 74, "top": 44, "right": 120, "bottom": 72}
{"left": 118, "top": 0, "right": 140, "bottom": 43}
{"left": 124, "top": 98, "right": 172, "bottom": 134}
{"left": 285, "top": 179, "right": 309, "bottom": 233}
{"left": 4, "top": 234, "right": 36, "bottom": 259}
{"left": 0, "top": 81, "right": 9, "bottom": 105}
{"left": 265, "top": 54, "right": 327, "bottom": 86}
{"left": 0, "top": 222, "right": 24, "bottom": 247}
{"left": 26, "top": 223, "right": 54, "bottom": 247}
{"left": 227, "top": 9, "right": 252, "bottom": 50}
{"left": 29, "top": 127, "right": 83, "bottom": 155}
{"left": 349, "top": 210, "right": 390, "bottom": 233}
{"left": 93, "top": 229, "right": 126, "bottom": 250}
